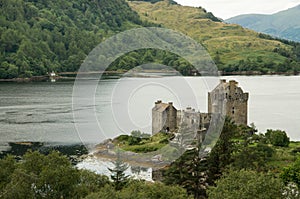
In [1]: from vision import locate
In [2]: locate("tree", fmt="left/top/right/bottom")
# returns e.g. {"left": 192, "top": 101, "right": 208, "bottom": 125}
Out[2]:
{"left": 265, "top": 129, "right": 290, "bottom": 147}
{"left": 207, "top": 169, "right": 284, "bottom": 199}
{"left": 2, "top": 151, "right": 81, "bottom": 199}
{"left": 281, "top": 157, "right": 300, "bottom": 188}
{"left": 108, "top": 149, "right": 129, "bottom": 190}
{"left": 206, "top": 117, "right": 238, "bottom": 183}
{"left": 231, "top": 143, "right": 274, "bottom": 171}
{"left": 162, "top": 117, "right": 239, "bottom": 198}
{"left": 163, "top": 149, "right": 209, "bottom": 199}
{"left": 74, "top": 170, "right": 111, "bottom": 197}
{"left": 0, "top": 151, "right": 113, "bottom": 199}
{"left": 85, "top": 180, "right": 191, "bottom": 199}
{"left": 0, "top": 155, "right": 16, "bottom": 191}
{"left": 119, "top": 181, "right": 192, "bottom": 199}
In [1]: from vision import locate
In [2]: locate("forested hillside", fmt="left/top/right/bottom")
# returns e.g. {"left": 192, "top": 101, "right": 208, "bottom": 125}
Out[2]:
{"left": 1, "top": 0, "right": 300, "bottom": 78}
{"left": 0, "top": 0, "right": 146, "bottom": 78}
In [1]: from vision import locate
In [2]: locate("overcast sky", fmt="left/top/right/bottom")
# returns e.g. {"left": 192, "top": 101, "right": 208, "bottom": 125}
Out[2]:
{"left": 174, "top": 0, "right": 300, "bottom": 19}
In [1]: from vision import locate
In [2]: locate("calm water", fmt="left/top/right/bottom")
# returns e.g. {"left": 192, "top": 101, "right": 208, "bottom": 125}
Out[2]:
{"left": 0, "top": 75, "right": 300, "bottom": 151}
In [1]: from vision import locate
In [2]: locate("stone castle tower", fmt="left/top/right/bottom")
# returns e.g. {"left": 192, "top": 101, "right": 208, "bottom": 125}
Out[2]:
{"left": 208, "top": 79, "right": 248, "bottom": 125}
{"left": 152, "top": 101, "right": 177, "bottom": 134}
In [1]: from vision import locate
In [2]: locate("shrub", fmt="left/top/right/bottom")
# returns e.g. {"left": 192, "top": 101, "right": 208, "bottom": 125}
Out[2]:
{"left": 265, "top": 129, "right": 290, "bottom": 147}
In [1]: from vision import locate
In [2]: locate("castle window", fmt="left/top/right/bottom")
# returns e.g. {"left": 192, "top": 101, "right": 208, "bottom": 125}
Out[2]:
{"left": 232, "top": 107, "right": 235, "bottom": 114}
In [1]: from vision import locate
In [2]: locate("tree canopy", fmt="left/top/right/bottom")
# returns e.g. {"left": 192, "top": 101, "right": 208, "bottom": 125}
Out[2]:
{"left": 0, "top": 0, "right": 146, "bottom": 78}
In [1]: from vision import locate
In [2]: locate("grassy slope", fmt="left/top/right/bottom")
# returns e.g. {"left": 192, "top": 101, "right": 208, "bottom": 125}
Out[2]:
{"left": 128, "top": 1, "right": 293, "bottom": 70}
{"left": 115, "top": 132, "right": 171, "bottom": 153}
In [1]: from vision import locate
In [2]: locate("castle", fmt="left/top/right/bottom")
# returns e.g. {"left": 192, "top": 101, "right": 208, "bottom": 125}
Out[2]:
{"left": 152, "top": 79, "right": 249, "bottom": 135}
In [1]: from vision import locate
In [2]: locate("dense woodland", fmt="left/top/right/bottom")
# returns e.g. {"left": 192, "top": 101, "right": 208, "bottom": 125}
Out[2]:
{"left": 1, "top": 118, "right": 300, "bottom": 198}
{"left": 0, "top": 0, "right": 149, "bottom": 78}
{"left": 1, "top": 0, "right": 300, "bottom": 78}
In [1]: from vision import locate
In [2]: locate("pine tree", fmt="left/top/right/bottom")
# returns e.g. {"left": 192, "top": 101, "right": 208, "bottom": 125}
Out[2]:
{"left": 108, "top": 149, "right": 129, "bottom": 191}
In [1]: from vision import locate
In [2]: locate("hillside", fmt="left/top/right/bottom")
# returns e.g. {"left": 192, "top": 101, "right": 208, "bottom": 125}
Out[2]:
{"left": 129, "top": 1, "right": 300, "bottom": 74}
{"left": 1, "top": 0, "right": 300, "bottom": 78}
{"left": 226, "top": 5, "right": 300, "bottom": 42}
{"left": 0, "top": 0, "right": 146, "bottom": 78}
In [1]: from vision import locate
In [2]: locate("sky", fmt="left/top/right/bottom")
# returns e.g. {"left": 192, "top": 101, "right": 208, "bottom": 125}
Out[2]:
{"left": 174, "top": 0, "right": 300, "bottom": 19}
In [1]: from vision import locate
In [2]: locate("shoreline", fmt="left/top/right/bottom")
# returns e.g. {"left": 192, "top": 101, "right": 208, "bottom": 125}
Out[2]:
{"left": 0, "top": 71, "right": 299, "bottom": 82}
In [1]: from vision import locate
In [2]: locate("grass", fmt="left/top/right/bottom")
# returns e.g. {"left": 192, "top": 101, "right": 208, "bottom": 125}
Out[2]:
{"left": 128, "top": 1, "right": 293, "bottom": 71}
{"left": 267, "top": 142, "right": 300, "bottom": 171}
{"left": 114, "top": 132, "right": 172, "bottom": 153}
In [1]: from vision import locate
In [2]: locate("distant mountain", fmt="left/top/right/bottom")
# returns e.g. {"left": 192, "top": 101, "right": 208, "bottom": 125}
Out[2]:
{"left": 226, "top": 5, "right": 300, "bottom": 42}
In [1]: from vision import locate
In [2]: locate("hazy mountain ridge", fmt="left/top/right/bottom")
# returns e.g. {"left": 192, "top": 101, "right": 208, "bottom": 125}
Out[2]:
{"left": 226, "top": 5, "right": 300, "bottom": 42}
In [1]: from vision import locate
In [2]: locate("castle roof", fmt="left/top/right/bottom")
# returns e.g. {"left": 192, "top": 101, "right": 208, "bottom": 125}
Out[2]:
{"left": 153, "top": 103, "right": 170, "bottom": 112}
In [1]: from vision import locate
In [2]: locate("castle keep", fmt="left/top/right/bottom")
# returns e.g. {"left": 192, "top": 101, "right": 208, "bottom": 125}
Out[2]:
{"left": 208, "top": 79, "right": 248, "bottom": 125}
{"left": 152, "top": 80, "right": 249, "bottom": 135}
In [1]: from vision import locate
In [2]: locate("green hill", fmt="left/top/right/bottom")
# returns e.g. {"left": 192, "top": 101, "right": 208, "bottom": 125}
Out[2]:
{"left": 1, "top": 0, "right": 300, "bottom": 78}
{"left": 129, "top": 1, "right": 300, "bottom": 74}
{"left": 226, "top": 5, "right": 300, "bottom": 42}
{"left": 0, "top": 0, "right": 147, "bottom": 78}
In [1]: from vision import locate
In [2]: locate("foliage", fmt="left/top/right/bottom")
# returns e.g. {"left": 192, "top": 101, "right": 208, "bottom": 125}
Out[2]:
{"left": 129, "top": 1, "right": 300, "bottom": 74}
{"left": 231, "top": 143, "right": 275, "bottom": 171}
{"left": 118, "top": 181, "right": 191, "bottom": 199}
{"left": 117, "top": 132, "right": 172, "bottom": 153}
{"left": 0, "top": 155, "right": 16, "bottom": 191}
{"left": 75, "top": 170, "right": 111, "bottom": 197}
{"left": 0, "top": 151, "right": 110, "bottom": 199}
{"left": 0, "top": 150, "right": 191, "bottom": 199}
{"left": 265, "top": 129, "right": 290, "bottom": 147}
{"left": 281, "top": 157, "right": 300, "bottom": 188}
{"left": 207, "top": 169, "right": 284, "bottom": 199}
{"left": 162, "top": 117, "right": 239, "bottom": 198}
{"left": 0, "top": 0, "right": 147, "bottom": 78}
{"left": 229, "top": 124, "right": 275, "bottom": 171}
{"left": 109, "top": 49, "right": 194, "bottom": 76}
{"left": 2, "top": 0, "right": 300, "bottom": 78}
{"left": 160, "top": 117, "right": 296, "bottom": 198}
{"left": 128, "top": 0, "right": 178, "bottom": 5}
{"left": 206, "top": 117, "right": 238, "bottom": 182}
{"left": 85, "top": 180, "right": 191, "bottom": 199}
{"left": 108, "top": 149, "right": 129, "bottom": 190}
{"left": 163, "top": 149, "right": 209, "bottom": 199}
